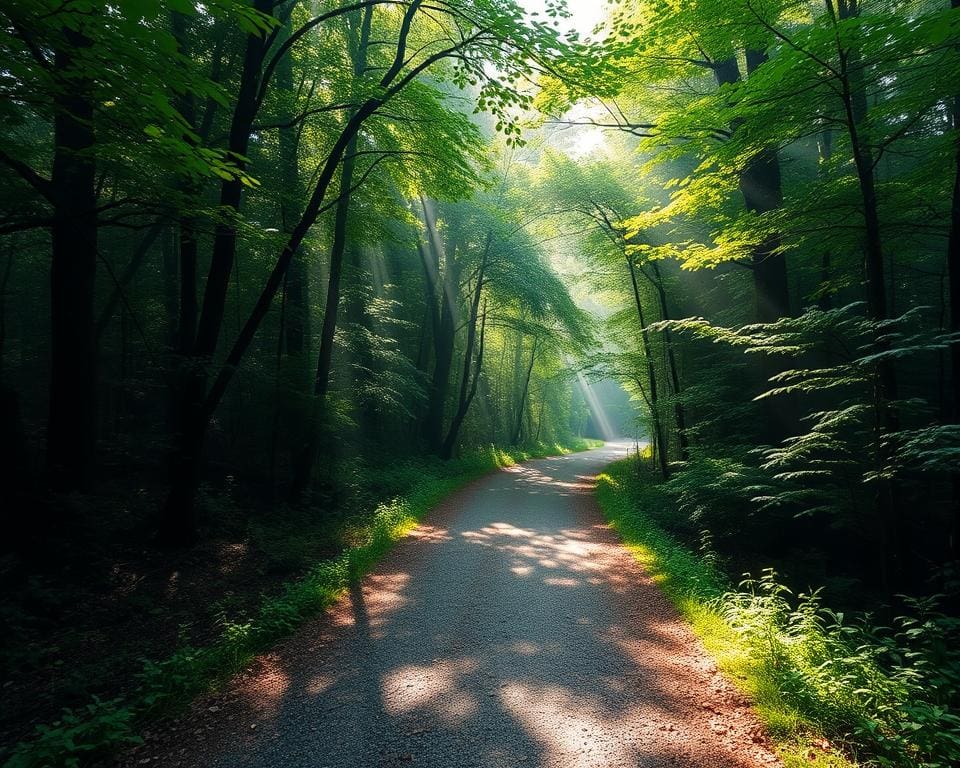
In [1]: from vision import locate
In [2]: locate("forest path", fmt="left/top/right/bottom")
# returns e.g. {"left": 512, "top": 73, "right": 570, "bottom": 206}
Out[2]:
{"left": 124, "top": 443, "right": 781, "bottom": 768}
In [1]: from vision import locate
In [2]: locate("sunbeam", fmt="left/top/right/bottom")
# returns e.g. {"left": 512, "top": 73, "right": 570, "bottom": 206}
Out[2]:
{"left": 573, "top": 370, "right": 617, "bottom": 442}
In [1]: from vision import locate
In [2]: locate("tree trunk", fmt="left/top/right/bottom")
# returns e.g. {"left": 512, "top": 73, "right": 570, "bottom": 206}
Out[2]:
{"left": 509, "top": 327, "right": 524, "bottom": 440}
{"left": 420, "top": 200, "right": 460, "bottom": 453}
{"left": 274, "top": 38, "right": 310, "bottom": 494}
{"left": 170, "top": 8, "right": 217, "bottom": 356}
{"left": 947, "top": 0, "right": 960, "bottom": 560}
{"left": 160, "top": 228, "right": 180, "bottom": 443}
{"left": 193, "top": 2, "right": 270, "bottom": 361}
{"left": 741, "top": 50, "right": 794, "bottom": 442}
{"left": 161, "top": 227, "right": 178, "bottom": 351}
{"left": 441, "top": 236, "right": 489, "bottom": 458}
{"left": 47, "top": 27, "right": 98, "bottom": 492}
{"left": 414, "top": 225, "right": 440, "bottom": 394}
{"left": 817, "top": 129, "right": 835, "bottom": 309}
{"left": 0, "top": 245, "right": 30, "bottom": 522}
{"left": 424, "top": 258, "right": 458, "bottom": 453}
{"left": 713, "top": 52, "right": 795, "bottom": 441}
{"left": 0, "top": 245, "right": 12, "bottom": 382}
{"left": 442, "top": 303, "right": 486, "bottom": 459}
{"left": 741, "top": 148, "right": 789, "bottom": 323}
{"left": 162, "top": 13, "right": 202, "bottom": 541}
{"left": 627, "top": 253, "right": 669, "bottom": 477}
{"left": 313, "top": 142, "right": 358, "bottom": 402}
{"left": 649, "top": 262, "right": 688, "bottom": 460}
{"left": 312, "top": 4, "right": 373, "bottom": 398}
{"left": 290, "top": 5, "right": 373, "bottom": 499}
{"left": 535, "top": 393, "right": 545, "bottom": 443}
{"left": 512, "top": 337, "right": 538, "bottom": 445}
{"left": 742, "top": 49, "right": 790, "bottom": 324}
{"left": 179, "top": 221, "right": 198, "bottom": 355}
{"left": 158, "top": 369, "right": 205, "bottom": 546}
{"left": 160, "top": 3, "right": 272, "bottom": 539}
{"left": 834, "top": 4, "right": 901, "bottom": 589}
{"left": 277, "top": 37, "right": 309, "bottom": 358}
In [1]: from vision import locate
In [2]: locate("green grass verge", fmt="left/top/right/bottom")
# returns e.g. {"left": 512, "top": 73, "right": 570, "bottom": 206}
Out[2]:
{"left": 4, "top": 438, "right": 603, "bottom": 768}
{"left": 595, "top": 459, "right": 856, "bottom": 768}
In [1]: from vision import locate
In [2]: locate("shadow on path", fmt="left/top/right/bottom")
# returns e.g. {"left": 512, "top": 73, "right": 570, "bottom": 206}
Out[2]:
{"left": 123, "top": 444, "right": 780, "bottom": 768}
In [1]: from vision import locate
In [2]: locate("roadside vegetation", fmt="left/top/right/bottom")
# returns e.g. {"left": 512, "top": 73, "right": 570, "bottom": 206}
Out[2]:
{"left": 597, "top": 457, "right": 960, "bottom": 768}
{"left": 3, "top": 439, "right": 599, "bottom": 768}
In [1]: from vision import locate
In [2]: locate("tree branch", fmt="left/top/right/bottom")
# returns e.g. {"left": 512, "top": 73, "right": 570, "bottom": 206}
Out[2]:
{"left": 0, "top": 149, "right": 54, "bottom": 203}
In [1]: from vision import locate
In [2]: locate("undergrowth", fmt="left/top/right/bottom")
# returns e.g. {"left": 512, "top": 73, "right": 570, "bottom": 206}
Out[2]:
{"left": 3, "top": 438, "right": 601, "bottom": 768}
{"left": 596, "top": 457, "right": 960, "bottom": 768}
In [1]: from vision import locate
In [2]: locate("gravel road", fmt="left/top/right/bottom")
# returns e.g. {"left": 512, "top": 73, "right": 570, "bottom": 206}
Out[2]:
{"left": 124, "top": 443, "right": 781, "bottom": 768}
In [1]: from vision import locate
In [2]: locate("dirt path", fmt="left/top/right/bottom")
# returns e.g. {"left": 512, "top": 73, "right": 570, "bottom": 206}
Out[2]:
{"left": 123, "top": 443, "right": 781, "bottom": 768}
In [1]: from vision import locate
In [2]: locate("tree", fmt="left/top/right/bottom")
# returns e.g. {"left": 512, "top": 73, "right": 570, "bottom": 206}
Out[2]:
{"left": 0, "top": 0, "right": 256, "bottom": 494}
{"left": 158, "top": 0, "right": 574, "bottom": 540}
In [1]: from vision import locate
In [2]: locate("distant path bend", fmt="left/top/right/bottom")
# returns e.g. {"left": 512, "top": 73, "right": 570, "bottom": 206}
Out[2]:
{"left": 126, "top": 443, "right": 781, "bottom": 768}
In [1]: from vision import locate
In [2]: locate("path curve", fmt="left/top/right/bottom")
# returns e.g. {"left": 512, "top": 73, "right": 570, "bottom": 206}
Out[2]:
{"left": 124, "top": 443, "right": 781, "bottom": 768}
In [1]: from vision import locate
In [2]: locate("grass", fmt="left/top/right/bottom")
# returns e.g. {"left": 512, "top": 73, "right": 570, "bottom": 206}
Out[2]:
{"left": 598, "top": 456, "right": 960, "bottom": 768}
{"left": 2, "top": 438, "right": 602, "bottom": 768}
{"left": 595, "top": 458, "right": 861, "bottom": 768}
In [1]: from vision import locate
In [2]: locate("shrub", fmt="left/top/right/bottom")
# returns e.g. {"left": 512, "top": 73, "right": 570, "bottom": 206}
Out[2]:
{"left": 597, "top": 457, "right": 960, "bottom": 768}
{"left": 4, "top": 698, "right": 141, "bottom": 768}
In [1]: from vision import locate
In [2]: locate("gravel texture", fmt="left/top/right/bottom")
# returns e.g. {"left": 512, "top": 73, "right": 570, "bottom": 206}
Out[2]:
{"left": 122, "top": 443, "right": 782, "bottom": 768}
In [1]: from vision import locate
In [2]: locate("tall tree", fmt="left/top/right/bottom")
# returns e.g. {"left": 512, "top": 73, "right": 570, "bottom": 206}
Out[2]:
{"left": 947, "top": 0, "right": 960, "bottom": 559}
{"left": 289, "top": 2, "right": 374, "bottom": 499}
{"left": 47, "top": 22, "right": 98, "bottom": 491}
{"left": 158, "top": 0, "right": 573, "bottom": 536}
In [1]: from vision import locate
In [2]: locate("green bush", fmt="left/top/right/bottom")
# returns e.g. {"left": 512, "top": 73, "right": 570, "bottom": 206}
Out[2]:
{"left": 597, "top": 457, "right": 960, "bottom": 768}
{"left": 3, "top": 698, "right": 141, "bottom": 768}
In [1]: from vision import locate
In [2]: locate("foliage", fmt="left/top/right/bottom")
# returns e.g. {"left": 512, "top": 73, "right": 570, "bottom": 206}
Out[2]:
{"left": 3, "top": 698, "right": 141, "bottom": 768}
{"left": 597, "top": 458, "right": 960, "bottom": 768}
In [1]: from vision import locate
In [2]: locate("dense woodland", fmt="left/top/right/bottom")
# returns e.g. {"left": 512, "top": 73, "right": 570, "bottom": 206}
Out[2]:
{"left": 2, "top": 0, "right": 960, "bottom": 765}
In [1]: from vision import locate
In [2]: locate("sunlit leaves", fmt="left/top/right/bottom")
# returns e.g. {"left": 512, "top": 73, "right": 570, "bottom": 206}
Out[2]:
{"left": 561, "top": 0, "right": 960, "bottom": 279}
{"left": 0, "top": 0, "right": 270, "bottom": 201}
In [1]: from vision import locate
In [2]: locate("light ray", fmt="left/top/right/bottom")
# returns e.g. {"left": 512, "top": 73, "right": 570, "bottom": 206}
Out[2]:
{"left": 573, "top": 369, "right": 617, "bottom": 441}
